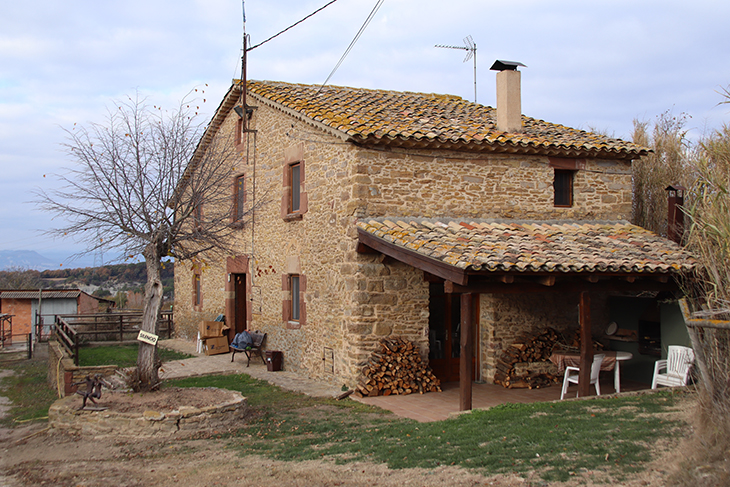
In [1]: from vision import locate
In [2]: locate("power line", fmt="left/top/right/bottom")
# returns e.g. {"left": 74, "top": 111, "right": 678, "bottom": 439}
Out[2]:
{"left": 248, "top": 0, "right": 341, "bottom": 52}
{"left": 317, "top": 0, "right": 385, "bottom": 94}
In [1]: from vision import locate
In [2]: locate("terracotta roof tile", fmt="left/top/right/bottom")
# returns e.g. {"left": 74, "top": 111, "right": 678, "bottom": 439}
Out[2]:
{"left": 356, "top": 218, "right": 696, "bottom": 275}
{"left": 246, "top": 80, "right": 648, "bottom": 159}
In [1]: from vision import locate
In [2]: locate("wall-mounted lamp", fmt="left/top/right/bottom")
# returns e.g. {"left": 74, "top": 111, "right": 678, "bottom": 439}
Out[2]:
{"left": 233, "top": 106, "right": 254, "bottom": 119}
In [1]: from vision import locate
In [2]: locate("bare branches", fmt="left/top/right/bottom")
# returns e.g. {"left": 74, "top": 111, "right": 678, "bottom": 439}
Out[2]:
{"left": 35, "top": 93, "right": 254, "bottom": 262}
{"left": 631, "top": 110, "right": 695, "bottom": 237}
{"left": 35, "top": 91, "right": 265, "bottom": 390}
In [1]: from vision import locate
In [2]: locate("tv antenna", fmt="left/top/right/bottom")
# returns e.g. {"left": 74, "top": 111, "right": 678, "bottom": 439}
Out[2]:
{"left": 436, "top": 35, "right": 477, "bottom": 103}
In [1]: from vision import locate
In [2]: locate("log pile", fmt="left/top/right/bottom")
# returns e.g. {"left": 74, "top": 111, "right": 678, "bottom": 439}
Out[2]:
{"left": 355, "top": 337, "right": 442, "bottom": 397}
{"left": 493, "top": 328, "right": 605, "bottom": 389}
{"left": 494, "top": 328, "right": 562, "bottom": 389}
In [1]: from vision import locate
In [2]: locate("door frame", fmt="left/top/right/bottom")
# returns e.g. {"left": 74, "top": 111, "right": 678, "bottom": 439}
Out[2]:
{"left": 427, "top": 280, "right": 478, "bottom": 383}
{"left": 225, "top": 256, "right": 250, "bottom": 342}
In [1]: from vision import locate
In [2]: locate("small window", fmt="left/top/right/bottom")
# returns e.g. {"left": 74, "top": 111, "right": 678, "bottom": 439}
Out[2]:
{"left": 234, "top": 175, "right": 245, "bottom": 221}
{"left": 290, "top": 274, "right": 300, "bottom": 321}
{"left": 290, "top": 163, "right": 301, "bottom": 213}
{"left": 282, "top": 272, "right": 305, "bottom": 328}
{"left": 553, "top": 169, "right": 575, "bottom": 207}
{"left": 282, "top": 156, "right": 307, "bottom": 220}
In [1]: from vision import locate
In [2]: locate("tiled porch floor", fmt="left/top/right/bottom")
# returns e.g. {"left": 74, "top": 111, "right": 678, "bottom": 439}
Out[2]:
{"left": 351, "top": 377, "right": 650, "bottom": 422}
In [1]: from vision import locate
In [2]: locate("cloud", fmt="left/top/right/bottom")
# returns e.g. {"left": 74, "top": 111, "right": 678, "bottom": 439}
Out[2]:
{"left": 2, "top": 0, "right": 730, "bottom": 261}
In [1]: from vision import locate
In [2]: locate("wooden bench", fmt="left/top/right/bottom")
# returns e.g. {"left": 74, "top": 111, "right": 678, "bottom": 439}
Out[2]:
{"left": 230, "top": 331, "right": 267, "bottom": 367}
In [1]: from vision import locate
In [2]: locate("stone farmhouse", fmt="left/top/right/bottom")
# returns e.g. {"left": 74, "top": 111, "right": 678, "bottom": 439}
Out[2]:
{"left": 174, "top": 64, "right": 696, "bottom": 402}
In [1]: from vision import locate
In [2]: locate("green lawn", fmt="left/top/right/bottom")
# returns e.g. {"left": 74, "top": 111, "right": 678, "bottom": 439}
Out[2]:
{"left": 168, "top": 374, "right": 689, "bottom": 483}
{"left": 0, "top": 344, "right": 193, "bottom": 426}
{"left": 0, "top": 356, "right": 58, "bottom": 426}
{"left": 78, "top": 343, "right": 193, "bottom": 367}
{"left": 0, "top": 351, "right": 689, "bottom": 483}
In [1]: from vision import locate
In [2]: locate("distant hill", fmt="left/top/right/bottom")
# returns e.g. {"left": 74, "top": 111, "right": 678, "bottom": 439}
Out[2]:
{"left": 40, "top": 262, "right": 174, "bottom": 294}
{"left": 0, "top": 261, "right": 174, "bottom": 299}
{"left": 0, "top": 250, "right": 57, "bottom": 271}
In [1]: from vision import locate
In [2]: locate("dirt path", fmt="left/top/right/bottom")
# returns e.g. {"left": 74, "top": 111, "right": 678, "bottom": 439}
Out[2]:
{"left": 0, "top": 408, "right": 690, "bottom": 487}
{"left": 2, "top": 428, "right": 533, "bottom": 487}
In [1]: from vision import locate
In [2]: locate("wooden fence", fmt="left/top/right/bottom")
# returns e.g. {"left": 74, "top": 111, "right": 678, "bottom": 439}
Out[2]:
{"left": 52, "top": 311, "right": 174, "bottom": 366}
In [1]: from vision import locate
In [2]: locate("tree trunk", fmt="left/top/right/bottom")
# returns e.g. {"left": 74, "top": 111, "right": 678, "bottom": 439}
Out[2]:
{"left": 137, "top": 242, "right": 163, "bottom": 391}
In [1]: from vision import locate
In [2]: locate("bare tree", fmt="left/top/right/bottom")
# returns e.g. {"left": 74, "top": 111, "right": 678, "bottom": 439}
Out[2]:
{"left": 36, "top": 93, "right": 251, "bottom": 390}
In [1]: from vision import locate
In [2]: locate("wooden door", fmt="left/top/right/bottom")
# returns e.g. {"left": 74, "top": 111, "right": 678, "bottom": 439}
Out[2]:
{"left": 428, "top": 282, "right": 478, "bottom": 382}
{"left": 233, "top": 273, "right": 247, "bottom": 334}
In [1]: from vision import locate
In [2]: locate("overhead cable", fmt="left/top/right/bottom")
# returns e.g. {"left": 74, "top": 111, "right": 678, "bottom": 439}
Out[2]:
{"left": 317, "top": 0, "right": 385, "bottom": 94}
{"left": 248, "top": 0, "right": 340, "bottom": 51}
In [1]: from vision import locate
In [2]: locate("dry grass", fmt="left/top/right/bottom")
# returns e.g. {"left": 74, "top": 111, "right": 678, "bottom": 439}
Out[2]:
{"left": 671, "top": 103, "right": 730, "bottom": 484}
{"left": 631, "top": 110, "right": 694, "bottom": 236}
{"left": 632, "top": 95, "right": 730, "bottom": 484}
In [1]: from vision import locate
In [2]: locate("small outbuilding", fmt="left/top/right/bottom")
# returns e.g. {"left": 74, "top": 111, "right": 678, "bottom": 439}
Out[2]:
{"left": 0, "top": 289, "right": 115, "bottom": 341}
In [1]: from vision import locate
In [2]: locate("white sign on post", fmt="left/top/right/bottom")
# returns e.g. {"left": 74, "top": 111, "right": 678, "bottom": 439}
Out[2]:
{"left": 137, "top": 330, "right": 159, "bottom": 346}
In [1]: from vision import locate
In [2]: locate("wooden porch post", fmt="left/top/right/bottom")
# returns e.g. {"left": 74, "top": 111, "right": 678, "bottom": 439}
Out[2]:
{"left": 578, "top": 291, "right": 593, "bottom": 397}
{"left": 460, "top": 292, "right": 474, "bottom": 411}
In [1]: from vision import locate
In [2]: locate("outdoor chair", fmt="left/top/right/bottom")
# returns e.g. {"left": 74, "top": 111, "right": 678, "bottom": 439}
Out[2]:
{"left": 560, "top": 353, "right": 605, "bottom": 400}
{"left": 651, "top": 345, "right": 694, "bottom": 389}
{"left": 230, "top": 330, "right": 267, "bottom": 367}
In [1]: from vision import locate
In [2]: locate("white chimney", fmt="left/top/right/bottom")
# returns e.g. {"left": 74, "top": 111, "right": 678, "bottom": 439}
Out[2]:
{"left": 491, "top": 60, "right": 526, "bottom": 133}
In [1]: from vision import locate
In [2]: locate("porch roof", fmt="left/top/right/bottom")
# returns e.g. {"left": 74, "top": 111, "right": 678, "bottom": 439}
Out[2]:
{"left": 356, "top": 218, "right": 697, "bottom": 287}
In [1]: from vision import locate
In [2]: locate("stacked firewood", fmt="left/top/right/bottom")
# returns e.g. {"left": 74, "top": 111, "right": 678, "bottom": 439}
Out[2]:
{"left": 493, "top": 328, "right": 605, "bottom": 389}
{"left": 355, "top": 337, "right": 442, "bottom": 397}
{"left": 494, "top": 328, "right": 563, "bottom": 389}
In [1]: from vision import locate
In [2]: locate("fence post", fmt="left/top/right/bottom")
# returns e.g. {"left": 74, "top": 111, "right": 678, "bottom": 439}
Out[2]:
{"left": 74, "top": 332, "right": 79, "bottom": 366}
{"left": 120, "top": 315, "right": 124, "bottom": 342}
{"left": 27, "top": 333, "right": 32, "bottom": 359}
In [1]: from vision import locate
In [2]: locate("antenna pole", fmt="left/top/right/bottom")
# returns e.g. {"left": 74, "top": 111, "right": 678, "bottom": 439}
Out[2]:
{"left": 241, "top": 34, "right": 248, "bottom": 132}
{"left": 472, "top": 41, "right": 477, "bottom": 103}
{"left": 240, "top": 1, "right": 248, "bottom": 132}
{"left": 435, "top": 35, "right": 478, "bottom": 103}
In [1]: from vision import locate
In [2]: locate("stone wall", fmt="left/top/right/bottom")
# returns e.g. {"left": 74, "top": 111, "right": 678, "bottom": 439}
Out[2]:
{"left": 352, "top": 152, "right": 632, "bottom": 221}
{"left": 479, "top": 292, "right": 611, "bottom": 382}
{"left": 49, "top": 389, "right": 250, "bottom": 437}
{"left": 47, "top": 341, "right": 119, "bottom": 397}
{"left": 174, "top": 88, "right": 635, "bottom": 387}
{"left": 174, "top": 261, "right": 228, "bottom": 341}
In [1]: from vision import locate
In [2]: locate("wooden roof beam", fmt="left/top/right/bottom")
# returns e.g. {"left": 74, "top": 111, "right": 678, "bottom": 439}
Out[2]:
{"left": 357, "top": 228, "right": 469, "bottom": 285}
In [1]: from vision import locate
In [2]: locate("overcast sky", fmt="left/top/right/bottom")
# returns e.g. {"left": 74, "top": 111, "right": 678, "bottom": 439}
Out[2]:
{"left": 2, "top": 0, "right": 730, "bottom": 268}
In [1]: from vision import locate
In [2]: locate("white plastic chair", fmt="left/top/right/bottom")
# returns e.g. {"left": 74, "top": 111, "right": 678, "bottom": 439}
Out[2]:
{"left": 652, "top": 345, "right": 694, "bottom": 389}
{"left": 560, "top": 353, "right": 605, "bottom": 400}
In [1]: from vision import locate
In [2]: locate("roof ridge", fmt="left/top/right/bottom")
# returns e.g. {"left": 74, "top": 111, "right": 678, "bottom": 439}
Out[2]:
{"left": 245, "top": 79, "right": 648, "bottom": 158}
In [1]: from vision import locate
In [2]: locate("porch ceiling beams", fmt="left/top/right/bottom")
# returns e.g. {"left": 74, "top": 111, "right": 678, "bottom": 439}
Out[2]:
{"left": 356, "top": 229, "right": 469, "bottom": 285}
{"left": 443, "top": 275, "right": 678, "bottom": 295}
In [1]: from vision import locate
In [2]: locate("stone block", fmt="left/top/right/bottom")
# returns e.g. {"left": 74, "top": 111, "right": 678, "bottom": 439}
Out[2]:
{"left": 372, "top": 322, "right": 392, "bottom": 336}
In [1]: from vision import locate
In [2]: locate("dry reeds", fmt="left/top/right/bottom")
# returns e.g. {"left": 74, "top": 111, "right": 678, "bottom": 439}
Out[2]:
{"left": 631, "top": 111, "right": 694, "bottom": 236}
{"left": 670, "top": 118, "right": 730, "bottom": 484}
